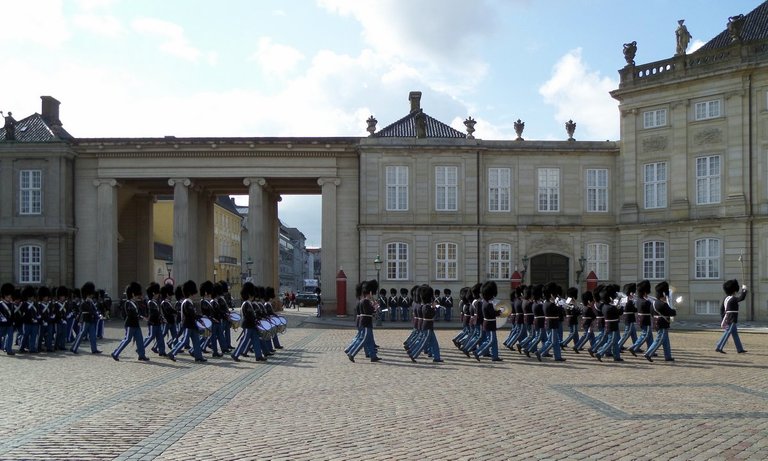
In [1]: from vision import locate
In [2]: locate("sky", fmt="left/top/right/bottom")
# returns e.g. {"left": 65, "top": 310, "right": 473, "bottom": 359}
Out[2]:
{"left": 3, "top": 0, "right": 763, "bottom": 247}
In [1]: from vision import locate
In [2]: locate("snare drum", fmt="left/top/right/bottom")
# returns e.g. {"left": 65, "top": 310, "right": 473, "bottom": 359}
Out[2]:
{"left": 228, "top": 312, "right": 242, "bottom": 330}
{"left": 276, "top": 315, "right": 287, "bottom": 334}
{"left": 196, "top": 317, "right": 213, "bottom": 337}
{"left": 257, "top": 319, "right": 273, "bottom": 340}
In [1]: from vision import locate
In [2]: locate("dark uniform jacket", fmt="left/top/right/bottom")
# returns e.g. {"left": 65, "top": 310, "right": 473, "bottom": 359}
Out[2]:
{"left": 532, "top": 300, "right": 545, "bottom": 330}
{"left": 581, "top": 304, "right": 596, "bottom": 329}
{"left": 146, "top": 299, "right": 162, "bottom": 326}
{"left": 0, "top": 300, "right": 13, "bottom": 326}
{"left": 161, "top": 299, "right": 177, "bottom": 324}
{"left": 623, "top": 299, "right": 637, "bottom": 324}
{"left": 181, "top": 299, "right": 198, "bottom": 330}
{"left": 359, "top": 298, "right": 375, "bottom": 328}
{"left": 602, "top": 302, "right": 621, "bottom": 332}
{"left": 523, "top": 300, "right": 534, "bottom": 326}
{"left": 80, "top": 299, "right": 99, "bottom": 323}
{"left": 543, "top": 299, "right": 561, "bottom": 330}
{"left": 240, "top": 301, "right": 257, "bottom": 329}
{"left": 124, "top": 300, "right": 141, "bottom": 328}
{"left": 481, "top": 300, "right": 501, "bottom": 331}
{"left": 636, "top": 298, "right": 652, "bottom": 327}
{"left": 652, "top": 299, "right": 677, "bottom": 330}
{"left": 422, "top": 303, "right": 436, "bottom": 330}
{"left": 722, "top": 289, "right": 747, "bottom": 324}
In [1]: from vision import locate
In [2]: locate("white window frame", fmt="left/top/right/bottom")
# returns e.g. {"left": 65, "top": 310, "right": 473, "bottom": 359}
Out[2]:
{"left": 435, "top": 242, "right": 458, "bottom": 280}
{"left": 695, "top": 238, "right": 720, "bottom": 279}
{"left": 643, "top": 109, "right": 667, "bottom": 129}
{"left": 488, "top": 167, "right": 511, "bottom": 212}
{"left": 644, "top": 162, "right": 667, "bottom": 209}
{"left": 435, "top": 166, "right": 458, "bottom": 211}
{"left": 694, "top": 300, "right": 720, "bottom": 316}
{"left": 20, "top": 170, "right": 42, "bottom": 215}
{"left": 19, "top": 244, "right": 42, "bottom": 284}
{"left": 537, "top": 168, "right": 560, "bottom": 212}
{"left": 694, "top": 99, "right": 721, "bottom": 121}
{"left": 643, "top": 241, "right": 666, "bottom": 280}
{"left": 488, "top": 243, "right": 511, "bottom": 280}
{"left": 386, "top": 242, "right": 409, "bottom": 280}
{"left": 385, "top": 166, "right": 408, "bottom": 211}
{"left": 696, "top": 155, "right": 721, "bottom": 205}
{"left": 586, "top": 168, "right": 608, "bottom": 212}
{"left": 586, "top": 243, "right": 609, "bottom": 280}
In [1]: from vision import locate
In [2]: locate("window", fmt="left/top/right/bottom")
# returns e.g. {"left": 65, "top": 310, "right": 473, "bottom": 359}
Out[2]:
{"left": 586, "top": 243, "right": 609, "bottom": 280}
{"left": 696, "top": 155, "right": 721, "bottom": 205}
{"left": 386, "top": 242, "right": 408, "bottom": 280}
{"left": 694, "top": 100, "right": 721, "bottom": 120}
{"left": 488, "top": 243, "right": 511, "bottom": 280}
{"left": 19, "top": 245, "right": 42, "bottom": 284}
{"left": 643, "top": 241, "right": 666, "bottom": 279}
{"left": 435, "top": 166, "right": 458, "bottom": 211}
{"left": 537, "top": 168, "right": 559, "bottom": 212}
{"left": 643, "top": 109, "right": 667, "bottom": 129}
{"left": 436, "top": 242, "right": 458, "bottom": 280}
{"left": 695, "top": 300, "right": 720, "bottom": 315}
{"left": 488, "top": 168, "right": 510, "bottom": 212}
{"left": 644, "top": 162, "right": 667, "bottom": 209}
{"left": 695, "top": 238, "right": 720, "bottom": 279}
{"left": 20, "top": 170, "right": 42, "bottom": 215}
{"left": 386, "top": 166, "right": 408, "bottom": 211}
{"left": 586, "top": 169, "right": 608, "bottom": 212}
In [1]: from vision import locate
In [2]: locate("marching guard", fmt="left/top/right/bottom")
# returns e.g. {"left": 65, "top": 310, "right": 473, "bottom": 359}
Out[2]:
{"left": 715, "top": 279, "right": 748, "bottom": 354}
{"left": 474, "top": 281, "right": 502, "bottom": 362}
{"left": 643, "top": 281, "right": 676, "bottom": 362}
{"left": 111, "top": 282, "right": 149, "bottom": 362}
{"left": 168, "top": 280, "right": 206, "bottom": 363}
{"left": 0, "top": 283, "right": 15, "bottom": 355}
{"left": 347, "top": 280, "right": 380, "bottom": 362}
{"left": 142, "top": 282, "right": 166, "bottom": 357}
{"left": 70, "top": 282, "right": 102, "bottom": 354}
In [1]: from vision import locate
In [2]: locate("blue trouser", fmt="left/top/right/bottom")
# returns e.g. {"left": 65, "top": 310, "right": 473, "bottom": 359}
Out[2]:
{"left": 542, "top": 328, "right": 563, "bottom": 360}
{"left": 22, "top": 323, "right": 39, "bottom": 352}
{"left": 401, "top": 307, "right": 409, "bottom": 322}
{"left": 164, "top": 323, "right": 180, "bottom": 348}
{"left": 170, "top": 328, "right": 203, "bottom": 360}
{"left": 574, "top": 328, "right": 595, "bottom": 351}
{"left": 221, "top": 318, "right": 232, "bottom": 349}
{"left": 272, "top": 332, "right": 282, "bottom": 349}
{"left": 71, "top": 321, "right": 98, "bottom": 353}
{"left": 453, "top": 324, "right": 470, "bottom": 345}
{"left": 540, "top": 329, "right": 554, "bottom": 355}
{"left": 43, "top": 323, "right": 55, "bottom": 351}
{"left": 444, "top": 308, "right": 452, "bottom": 322}
{"left": 476, "top": 330, "right": 499, "bottom": 359}
{"left": 412, "top": 329, "right": 440, "bottom": 360}
{"left": 618, "top": 322, "right": 637, "bottom": 348}
{"left": 598, "top": 330, "right": 621, "bottom": 359}
{"left": 97, "top": 318, "right": 105, "bottom": 339}
{"left": 515, "top": 324, "right": 531, "bottom": 349}
{"left": 630, "top": 324, "right": 653, "bottom": 352}
{"left": 233, "top": 328, "right": 263, "bottom": 359}
{"left": 503, "top": 324, "right": 519, "bottom": 347}
{"left": 644, "top": 328, "right": 671, "bottom": 360}
{"left": 1, "top": 324, "right": 13, "bottom": 353}
{"left": 202, "top": 322, "right": 225, "bottom": 354}
{"left": 349, "top": 327, "right": 376, "bottom": 359}
{"left": 143, "top": 324, "right": 166, "bottom": 355}
{"left": 345, "top": 326, "right": 363, "bottom": 353}
{"left": 526, "top": 327, "right": 546, "bottom": 353}
{"left": 561, "top": 323, "right": 580, "bottom": 347}
{"left": 112, "top": 326, "right": 147, "bottom": 359}
{"left": 716, "top": 323, "right": 745, "bottom": 352}
{"left": 55, "top": 321, "right": 67, "bottom": 350}
{"left": 405, "top": 328, "right": 423, "bottom": 351}
{"left": 592, "top": 328, "right": 607, "bottom": 352}
{"left": 66, "top": 317, "right": 77, "bottom": 342}
{"left": 463, "top": 325, "right": 483, "bottom": 352}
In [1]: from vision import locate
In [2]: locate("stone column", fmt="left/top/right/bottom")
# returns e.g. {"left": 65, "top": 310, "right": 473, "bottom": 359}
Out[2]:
{"left": 267, "top": 193, "right": 281, "bottom": 290}
{"left": 169, "top": 178, "right": 193, "bottom": 284}
{"left": 134, "top": 194, "right": 154, "bottom": 285}
{"left": 199, "top": 193, "right": 215, "bottom": 282}
{"left": 93, "top": 178, "right": 119, "bottom": 299}
{"left": 318, "top": 177, "right": 341, "bottom": 311}
{"left": 244, "top": 177, "right": 267, "bottom": 284}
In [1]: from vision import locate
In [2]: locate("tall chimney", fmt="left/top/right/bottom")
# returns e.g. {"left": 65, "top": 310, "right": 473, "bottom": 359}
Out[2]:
{"left": 40, "top": 96, "right": 61, "bottom": 126}
{"left": 409, "top": 91, "right": 422, "bottom": 113}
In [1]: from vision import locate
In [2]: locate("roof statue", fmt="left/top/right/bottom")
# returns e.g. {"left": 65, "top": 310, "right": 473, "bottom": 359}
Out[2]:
{"left": 623, "top": 41, "right": 637, "bottom": 66}
{"left": 675, "top": 19, "right": 692, "bottom": 56}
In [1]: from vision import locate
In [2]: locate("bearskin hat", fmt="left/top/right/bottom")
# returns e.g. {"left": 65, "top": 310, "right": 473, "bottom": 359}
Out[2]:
{"left": 637, "top": 280, "right": 651, "bottom": 297}
{"left": 418, "top": 284, "right": 433, "bottom": 304}
{"left": 37, "top": 286, "right": 51, "bottom": 299}
{"left": 81, "top": 282, "right": 96, "bottom": 298}
{"left": 182, "top": 280, "right": 198, "bottom": 298}
{"left": 126, "top": 281, "right": 142, "bottom": 298}
{"left": 723, "top": 279, "right": 739, "bottom": 295}
{"left": 581, "top": 290, "right": 594, "bottom": 305}
{"left": 622, "top": 283, "right": 637, "bottom": 296}
{"left": 56, "top": 285, "right": 70, "bottom": 299}
{"left": 481, "top": 280, "right": 498, "bottom": 301}
{"left": 654, "top": 281, "right": 670, "bottom": 299}
{"left": 1, "top": 283, "right": 14, "bottom": 298}
{"left": 566, "top": 286, "right": 579, "bottom": 300}
{"left": 362, "top": 279, "right": 379, "bottom": 296}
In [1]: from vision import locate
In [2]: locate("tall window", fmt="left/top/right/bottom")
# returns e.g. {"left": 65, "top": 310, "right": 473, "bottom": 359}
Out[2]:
{"left": 386, "top": 242, "right": 408, "bottom": 280}
{"left": 695, "top": 238, "right": 720, "bottom": 279}
{"left": 586, "top": 243, "right": 609, "bottom": 280}
{"left": 586, "top": 169, "right": 608, "bottom": 212}
{"left": 696, "top": 155, "right": 721, "bottom": 205}
{"left": 695, "top": 300, "right": 720, "bottom": 315}
{"left": 19, "top": 245, "right": 42, "bottom": 284}
{"left": 643, "top": 241, "right": 666, "bottom": 279}
{"left": 436, "top": 242, "right": 458, "bottom": 280}
{"left": 643, "top": 109, "right": 667, "bottom": 129}
{"left": 435, "top": 166, "right": 458, "bottom": 211}
{"left": 537, "top": 168, "right": 559, "bottom": 212}
{"left": 20, "top": 170, "right": 42, "bottom": 215}
{"left": 386, "top": 166, "right": 408, "bottom": 211}
{"left": 644, "top": 162, "right": 667, "bottom": 209}
{"left": 694, "top": 100, "right": 721, "bottom": 120}
{"left": 488, "top": 167, "right": 510, "bottom": 212}
{"left": 488, "top": 243, "right": 511, "bottom": 280}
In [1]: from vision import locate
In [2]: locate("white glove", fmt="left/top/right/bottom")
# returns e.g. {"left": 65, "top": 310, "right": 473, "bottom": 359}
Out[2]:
{"left": 742, "top": 285, "right": 747, "bottom": 290}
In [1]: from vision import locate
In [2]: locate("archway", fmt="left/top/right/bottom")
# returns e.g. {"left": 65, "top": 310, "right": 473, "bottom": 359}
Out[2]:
{"left": 529, "top": 253, "right": 569, "bottom": 289}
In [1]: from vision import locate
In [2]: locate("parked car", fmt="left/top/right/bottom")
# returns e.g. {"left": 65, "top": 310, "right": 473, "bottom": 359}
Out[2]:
{"left": 295, "top": 292, "right": 319, "bottom": 307}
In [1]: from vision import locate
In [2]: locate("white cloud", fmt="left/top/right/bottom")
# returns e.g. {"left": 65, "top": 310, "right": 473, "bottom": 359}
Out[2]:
{"left": 689, "top": 39, "right": 705, "bottom": 54}
{"left": 73, "top": 14, "right": 123, "bottom": 37}
{"left": 131, "top": 17, "right": 202, "bottom": 63}
{"left": 249, "top": 37, "right": 305, "bottom": 75}
{"left": 76, "top": 0, "right": 117, "bottom": 10}
{"left": 4, "top": 0, "right": 70, "bottom": 48}
{"left": 539, "top": 48, "right": 620, "bottom": 141}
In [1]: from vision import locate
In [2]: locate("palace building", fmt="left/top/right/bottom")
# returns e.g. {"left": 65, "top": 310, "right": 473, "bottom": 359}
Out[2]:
{"left": 2, "top": 3, "right": 768, "bottom": 320}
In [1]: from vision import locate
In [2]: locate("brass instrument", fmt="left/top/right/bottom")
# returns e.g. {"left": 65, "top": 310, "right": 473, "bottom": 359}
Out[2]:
{"left": 493, "top": 300, "right": 513, "bottom": 318}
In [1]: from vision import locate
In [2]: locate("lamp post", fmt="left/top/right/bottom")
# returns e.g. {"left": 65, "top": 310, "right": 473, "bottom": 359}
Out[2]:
{"left": 575, "top": 254, "right": 587, "bottom": 285}
{"left": 373, "top": 254, "right": 383, "bottom": 326}
{"left": 213, "top": 268, "right": 217, "bottom": 283}
{"left": 165, "top": 260, "right": 173, "bottom": 278}
{"left": 246, "top": 257, "right": 253, "bottom": 279}
{"left": 520, "top": 255, "right": 529, "bottom": 282}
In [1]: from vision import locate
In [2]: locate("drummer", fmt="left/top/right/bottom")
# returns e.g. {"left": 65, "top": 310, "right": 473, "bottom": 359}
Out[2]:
{"left": 200, "top": 281, "right": 226, "bottom": 358}
{"left": 232, "top": 282, "right": 265, "bottom": 362}
{"left": 168, "top": 280, "right": 206, "bottom": 363}
{"left": 264, "top": 287, "right": 284, "bottom": 351}
{"left": 216, "top": 281, "right": 234, "bottom": 352}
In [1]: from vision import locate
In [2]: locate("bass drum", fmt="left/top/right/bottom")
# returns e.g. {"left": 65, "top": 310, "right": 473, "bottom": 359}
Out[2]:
{"left": 275, "top": 315, "right": 287, "bottom": 334}
{"left": 257, "top": 319, "right": 273, "bottom": 340}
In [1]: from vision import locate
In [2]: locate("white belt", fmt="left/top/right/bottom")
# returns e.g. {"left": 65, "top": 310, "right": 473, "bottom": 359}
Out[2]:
{"left": 544, "top": 317, "right": 559, "bottom": 320}
{"left": 359, "top": 314, "right": 373, "bottom": 317}
{"left": 605, "top": 319, "right": 619, "bottom": 322}
{"left": 724, "top": 310, "right": 738, "bottom": 314}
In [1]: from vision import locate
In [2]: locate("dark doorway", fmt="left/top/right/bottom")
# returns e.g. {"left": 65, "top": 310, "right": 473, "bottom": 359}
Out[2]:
{"left": 529, "top": 253, "right": 569, "bottom": 288}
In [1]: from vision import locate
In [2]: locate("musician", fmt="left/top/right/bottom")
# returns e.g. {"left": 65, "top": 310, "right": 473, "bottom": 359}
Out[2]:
{"left": 344, "top": 282, "right": 364, "bottom": 358}
{"left": 595, "top": 285, "right": 623, "bottom": 362}
{"left": 232, "top": 282, "right": 265, "bottom": 362}
{"left": 560, "top": 287, "right": 580, "bottom": 349}
{"left": 0, "top": 283, "right": 15, "bottom": 355}
{"left": 589, "top": 284, "right": 607, "bottom": 356}
{"left": 347, "top": 279, "right": 381, "bottom": 362}
{"left": 540, "top": 282, "right": 566, "bottom": 362}
{"left": 628, "top": 280, "right": 653, "bottom": 356}
{"left": 253, "top": 286, "right": 274, "bottom": 356}
{"left": 199, "top": 281, "right": 225, "bottom": 357}
{"left": 112, "top": 282, "right": 150, "bottom": 362}
{"left": 618, "top": 283, "right": 638, "bottom": 351}
{"left": 503, "top": 285, "right": 523, "bottom": 350}
{"left": 169, "top": 285, "right": 190, "bottom": 351}
{"left": 71, "top": 282, "right": 102, "bottom": 354}
{"left": 17, "top": 286, "right": 39, "bottom": 353}
{"left": 524, "top": 284, "right": 546, "bottom": 360}
{"left": 442, "top": 288, "right": 453, "bottom": 322}
{"left": 452, "top": 287, "right": 471, "bottom": 348}
{"left": 404, "top": 286, "right": 424, "bottom": 355}
{"left": 217, "top": 281, "right": 234, "bottom": 351}
{"left": 265, "top": 287, "right": 284, "bottom": 351}
{"left": 409, "top": 284, "right": 443, "bottom": 363}
{"left": 38, "top": 286, "right": 56, "bottom": 352}
{"left": 54, "top": 286, "right": 69, "bottom": 351}
{"left": 643, "top": 281, "right": 676, "bottom": 362}
{"left": 399, "top": 287, "right": 410, "bottom": 322}
{"left": 474, "top": 281, "right": 502, "bottom": 362}
{"left": 160, "top": 284, "right": 179, "bottom": 350}
{"left": 516, "top": 285, "right": 535, "bottom": 354}
{"left": 715, "top": 279, "right": 748, "bottom": 354}
{"left": 142, "top": 282, "right": 166, "bottom": 357}
{"left": 461, "top": 283, "right": 483, "bottom": 356}
{"left": 168, "top": 280, "right": 206, "bottom": 363}
{"left": 66, "top": 287, "right": 81, "bottom": 343}
{"left": 573, "top": 291, "right": 596, "bottom": 353}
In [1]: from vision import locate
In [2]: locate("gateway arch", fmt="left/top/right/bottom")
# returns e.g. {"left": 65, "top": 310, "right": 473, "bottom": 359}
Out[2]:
{"left": 74, "top": 137, "right": 358, "bottom": 311}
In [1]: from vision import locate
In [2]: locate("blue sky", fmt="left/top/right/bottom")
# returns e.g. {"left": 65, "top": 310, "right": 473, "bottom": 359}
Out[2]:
{"left": 3, "top": 0, "right": 762, "bottom": 246}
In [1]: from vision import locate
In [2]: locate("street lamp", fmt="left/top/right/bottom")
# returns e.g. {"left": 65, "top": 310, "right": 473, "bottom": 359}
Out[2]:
{"left": 373, "top": 254, "right": 382, "bottom": 282}
{"left": 520, "top": 255, "right": 529, "bottom": 282}
{"left": 213, "top": 268, "right": 217, "bottom": 283}
{"left": 576, "top": 254, "right": 587, "bottom": 285}
{"left": 165, "top": 260, "right": 173, "bottom": 278}
{"left": 246, "top": 256, "right": 253, "bottom": 278}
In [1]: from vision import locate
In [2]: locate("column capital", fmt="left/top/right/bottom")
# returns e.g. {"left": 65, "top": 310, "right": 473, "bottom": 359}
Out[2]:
{"left": 93, "top": 178, "right": 119, "bottom": 188}
{"left": 168, "top": 178, "right": 192, "bottom": 187}
{"left": 243, "top": 177, "right": 267, "bottom": 187}
{"left": 317, "top": 177, "right": 341, "bottom": 187}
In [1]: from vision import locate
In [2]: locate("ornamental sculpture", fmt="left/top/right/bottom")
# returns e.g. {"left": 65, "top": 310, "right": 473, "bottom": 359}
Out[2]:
{"left": 514, "top": 119, "right": 525, "bottom": 141}
{"left": 623, "top": 41, "right": 637, "bottom": 66}
{"left": 464, "top": 116, "right": 476, "bottom": 139}
{"left": 366, "top": 115, "right": 377, "bottom": 136}
{"left": 675, "top": 19, "right": 691, "bottom": 56}
{"left": 565, "top": 119, "right": 576, "bottom": 141}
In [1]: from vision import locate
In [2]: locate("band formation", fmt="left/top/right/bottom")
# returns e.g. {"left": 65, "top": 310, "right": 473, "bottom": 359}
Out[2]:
{"left": 0, "top": 280, "right": 288, "bottom": 363}
{"left": 344, "top": 278, "right": 750, "bottom": 363}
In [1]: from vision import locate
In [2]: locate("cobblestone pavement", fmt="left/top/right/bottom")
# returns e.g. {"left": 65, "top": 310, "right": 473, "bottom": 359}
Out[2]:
{"left": 1, "top": 315, "right": 766, "bottom": 460}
